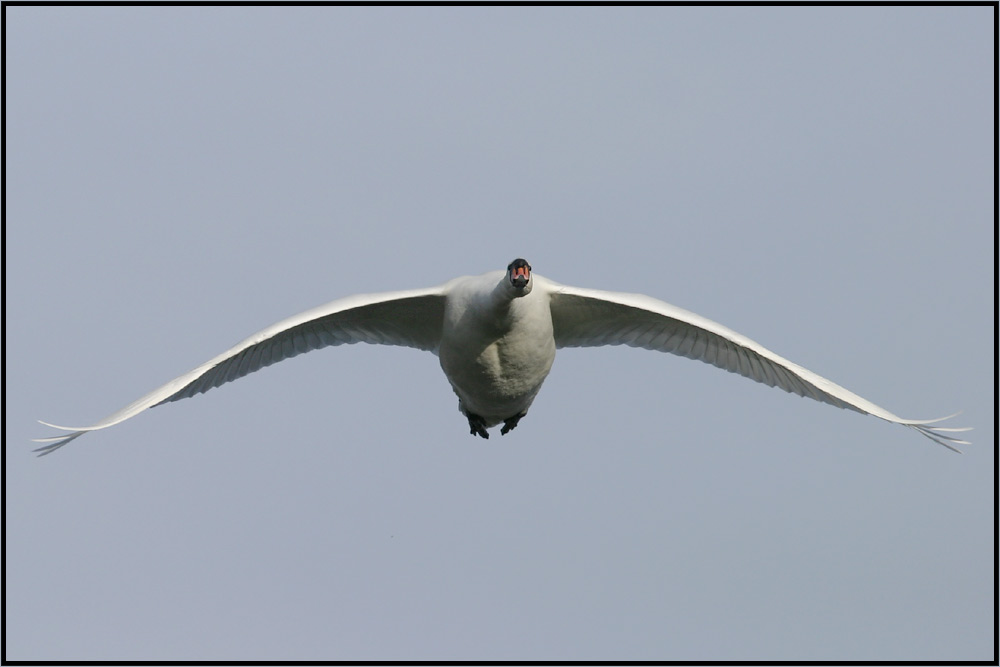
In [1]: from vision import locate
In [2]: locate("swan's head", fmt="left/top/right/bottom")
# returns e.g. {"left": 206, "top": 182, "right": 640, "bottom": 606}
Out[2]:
{"left": 507, "top": 258, "right": 532, "bottom": 294}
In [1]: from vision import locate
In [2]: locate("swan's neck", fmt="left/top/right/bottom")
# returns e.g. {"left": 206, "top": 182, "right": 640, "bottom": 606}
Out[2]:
{"left": 488, "top": 276, "right": 528, "bottom": 309}
{"left": 477, "top": 276, "right": 529, "bottom": 329}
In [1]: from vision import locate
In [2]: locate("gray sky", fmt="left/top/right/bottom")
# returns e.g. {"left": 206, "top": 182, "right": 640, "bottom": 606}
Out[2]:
{"left": 4, "top": 6, "right": 994, "bottom": 662}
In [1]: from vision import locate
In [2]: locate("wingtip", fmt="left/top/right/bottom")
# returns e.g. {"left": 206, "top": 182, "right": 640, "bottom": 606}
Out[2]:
{"left": 907, "top": 420, "right": 972, "bottom": 453}
{"left": 33, "top": 423, "right": 89, "bottom": 456}
{"left": 32, "top": 431, "right": 85, "bottom": 456}
{"left": 38, "top": 419, "right": 86, "bottom": 432}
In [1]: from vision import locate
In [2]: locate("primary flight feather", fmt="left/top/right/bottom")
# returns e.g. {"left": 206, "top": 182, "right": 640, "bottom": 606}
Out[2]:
{"left": 34, "top": 259, "right": 970, "bottom": 455}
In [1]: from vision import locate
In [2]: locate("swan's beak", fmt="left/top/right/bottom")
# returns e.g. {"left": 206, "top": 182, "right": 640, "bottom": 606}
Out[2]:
{"left": 510, "top": 265, "right": 530, "bottom": 289}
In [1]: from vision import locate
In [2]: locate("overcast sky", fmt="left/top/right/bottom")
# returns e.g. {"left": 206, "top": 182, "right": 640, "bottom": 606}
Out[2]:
{"left": 5, "top": 6, "right": 994, "bottom": 662}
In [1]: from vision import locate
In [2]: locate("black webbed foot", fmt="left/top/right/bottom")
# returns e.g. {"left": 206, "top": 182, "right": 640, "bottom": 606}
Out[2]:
{"left": 467, "top": 413, "right": 490, "bottom": 439}
{"left": 500, "top": 413, "right": 525, "bottom": 435}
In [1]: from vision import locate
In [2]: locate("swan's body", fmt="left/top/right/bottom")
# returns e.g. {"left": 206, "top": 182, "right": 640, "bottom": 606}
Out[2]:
{"left": 439, "top": 266, "right": 556, "bottom": 434}
{"left": 35, "top": 259, "right": 970, "bottom": 455}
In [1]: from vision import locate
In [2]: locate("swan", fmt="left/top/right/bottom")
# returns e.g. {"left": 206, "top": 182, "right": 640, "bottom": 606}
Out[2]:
{"left": 34, "top": 258, "right": 970, "bottom": 455}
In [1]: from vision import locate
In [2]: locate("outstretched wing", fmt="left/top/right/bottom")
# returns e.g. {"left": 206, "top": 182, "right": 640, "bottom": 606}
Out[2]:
{"left": 546, "top": 282, "right": 970, "bottom": 451}
{"left": 34, "top": 287, "right": 447, "bottom": 455}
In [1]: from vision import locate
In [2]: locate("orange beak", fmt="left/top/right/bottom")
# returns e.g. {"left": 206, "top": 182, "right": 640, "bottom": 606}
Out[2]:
{"left": 510, "top": 265, "right": 530, "bottom": 288}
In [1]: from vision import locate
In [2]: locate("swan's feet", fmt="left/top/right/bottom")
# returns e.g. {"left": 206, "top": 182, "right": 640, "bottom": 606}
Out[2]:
{"left": 500, "top": 413, "right": 525, "bottom": 435}
{"left": 467, "top": 413, "right": 490, "bottom": 439}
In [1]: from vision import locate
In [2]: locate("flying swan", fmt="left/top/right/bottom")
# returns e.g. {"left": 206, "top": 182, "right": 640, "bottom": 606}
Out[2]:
{"left": 34, "top": 259, "right": 970, "bottom": 455}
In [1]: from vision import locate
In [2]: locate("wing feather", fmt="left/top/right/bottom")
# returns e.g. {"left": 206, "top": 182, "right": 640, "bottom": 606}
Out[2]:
{"left": 34, "top": 287, "right": 446, "bottom": 455}
{"left": 546, "top": 281, "right": 970, "bottom": 451}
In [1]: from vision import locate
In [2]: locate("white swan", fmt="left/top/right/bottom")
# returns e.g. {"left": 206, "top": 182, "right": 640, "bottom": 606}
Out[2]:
{"left": 34, "top": 258, "right": 970, "bottom": 455}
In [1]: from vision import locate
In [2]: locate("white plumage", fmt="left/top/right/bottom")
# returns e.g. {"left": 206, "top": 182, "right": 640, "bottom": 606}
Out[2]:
{"left": 34, "top": 259, "right": 970, "bottom": 455}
